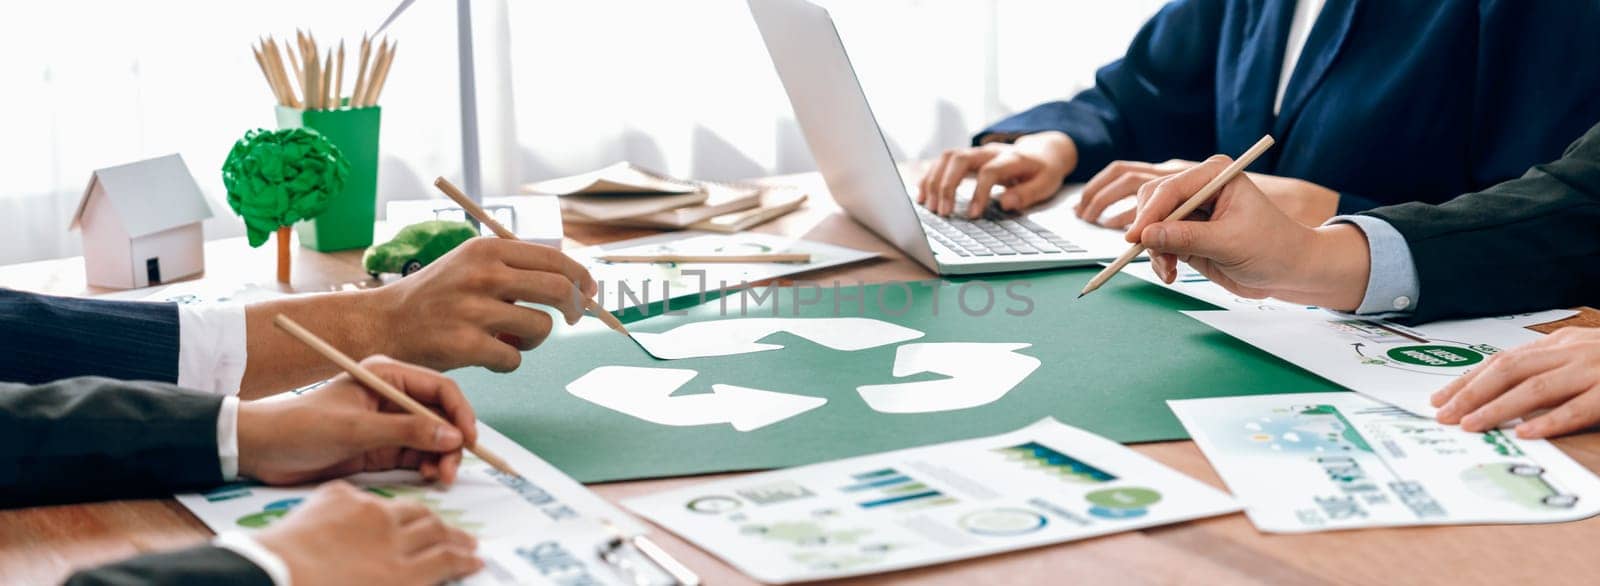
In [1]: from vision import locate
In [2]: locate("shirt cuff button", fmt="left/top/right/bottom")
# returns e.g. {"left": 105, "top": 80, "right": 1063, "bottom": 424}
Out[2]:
{"left": 1393, "top": 296, "right": 1412, "bottom": 310}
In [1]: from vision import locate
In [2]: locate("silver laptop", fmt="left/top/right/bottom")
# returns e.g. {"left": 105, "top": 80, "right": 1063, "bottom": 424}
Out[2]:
{"left": 747, "top": 0, "right": 1130, "bottom": 275}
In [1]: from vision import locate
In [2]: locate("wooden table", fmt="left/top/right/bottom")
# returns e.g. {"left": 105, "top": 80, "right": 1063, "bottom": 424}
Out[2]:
{"left": 4, "top": 172, "right": 1600, "bottom": 585}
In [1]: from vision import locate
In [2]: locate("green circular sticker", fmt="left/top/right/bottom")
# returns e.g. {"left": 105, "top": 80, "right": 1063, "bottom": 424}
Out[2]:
{"left": 959, "top": 508, "right": 1047, "bottom": 536}
{"left": 1385, "top": 345, "right": 1484, "bottom": 367}
{"left": 1085, "top": 487, "right": 1162, "bottom": 509}
{"left": 686, "top": 495, "right": 742, "bottom": 514}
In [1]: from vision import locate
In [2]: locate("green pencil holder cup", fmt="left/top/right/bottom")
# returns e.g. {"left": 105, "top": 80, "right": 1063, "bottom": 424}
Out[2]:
{"left": 276, "top": 105, "right": 381, "bottom": 252}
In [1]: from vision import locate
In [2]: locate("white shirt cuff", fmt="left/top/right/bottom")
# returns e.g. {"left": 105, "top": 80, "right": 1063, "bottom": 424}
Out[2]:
{"left": 213, "top": 531, "right": 292, "bottom": 586}
{"left": 217, "top": 396, "right": 240, "bottom": 481}
{"left": 1326, "top": 215, "right": 1421, "bottom": 318}
{"left": 177, "top": 303, "right": 249, "bottom": 395}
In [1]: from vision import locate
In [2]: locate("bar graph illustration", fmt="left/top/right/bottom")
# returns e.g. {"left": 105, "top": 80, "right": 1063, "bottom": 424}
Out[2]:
{"left": 839, "top": 468, "right": 957, "bottom": 511}
{"left": 995, "top": 442, "right": 1117, "bottom": 484}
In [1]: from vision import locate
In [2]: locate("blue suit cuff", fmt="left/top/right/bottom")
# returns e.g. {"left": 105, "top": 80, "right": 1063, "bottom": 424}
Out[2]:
{"left": 1327, "top": 215, "right": 1420, "bottom": 318}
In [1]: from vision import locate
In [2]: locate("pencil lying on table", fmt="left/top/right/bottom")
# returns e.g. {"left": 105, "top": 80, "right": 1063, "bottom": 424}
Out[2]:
{"left": 272, "top": 314, "right": 519, "bottom": 478}
{"left": 1077, "top": 134, "right": 1276, "bottom": 299}
{"left": 432, "top": 177, "right": 632, "bottom": 336}
{"left": 596, "top": 253, "right": 812, "bottom": 264}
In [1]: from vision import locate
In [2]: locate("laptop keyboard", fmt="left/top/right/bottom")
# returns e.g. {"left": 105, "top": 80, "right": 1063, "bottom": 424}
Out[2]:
{"left": 915, "top": 205, "right": 1086, "bottom": 257}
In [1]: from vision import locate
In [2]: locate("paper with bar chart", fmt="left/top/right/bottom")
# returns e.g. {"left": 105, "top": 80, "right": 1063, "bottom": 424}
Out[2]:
{"left": 1170, "top": 393, "right": 1600, "bottom": 533}
{"left": 623, "top": 418, "right": 1238, "bottom": 583}
{"left": 175, "top": 425, "right": 644, "bottom": 585}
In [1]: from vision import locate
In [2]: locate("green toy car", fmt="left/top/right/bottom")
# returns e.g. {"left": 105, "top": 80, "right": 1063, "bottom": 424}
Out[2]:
{"left": 364, "top": 220, "right": 479, "bottom": 278}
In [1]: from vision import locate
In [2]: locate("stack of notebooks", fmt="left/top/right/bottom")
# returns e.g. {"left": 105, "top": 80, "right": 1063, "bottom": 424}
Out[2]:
{"left": 523, "top": 162, "right": 807, "bottom": 233}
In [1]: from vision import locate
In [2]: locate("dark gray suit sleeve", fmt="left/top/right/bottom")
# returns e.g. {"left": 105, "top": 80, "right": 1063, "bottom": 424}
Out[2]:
{"left": 0, "top": 378, "right": 225, "bottom": 508}
{"left": 64, "top": 545, "right": 273, "bottom": 586}
{"left": 0, "top": 289, "right": 182, "bottom": 384}
{"left": 1361, "top": 122, "right": 1600, "bottom": 323}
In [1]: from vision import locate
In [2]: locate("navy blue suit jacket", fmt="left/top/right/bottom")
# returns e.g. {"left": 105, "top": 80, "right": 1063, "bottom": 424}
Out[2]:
{"left": 978, "top": 0, "right": 1600, "bottom": 214}
{"left": 0, "top": 289, "right": 181, "bottom": 385}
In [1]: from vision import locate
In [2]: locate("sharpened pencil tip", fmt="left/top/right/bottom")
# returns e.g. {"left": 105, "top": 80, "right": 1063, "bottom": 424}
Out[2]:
{"left": 1076, "top": 293, "right": 1085, "bottom": 299}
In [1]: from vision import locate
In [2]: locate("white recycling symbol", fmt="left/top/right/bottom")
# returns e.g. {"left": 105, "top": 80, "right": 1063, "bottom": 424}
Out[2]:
{"left": 564, "top": 317, "right": 1041, "bottom": 431}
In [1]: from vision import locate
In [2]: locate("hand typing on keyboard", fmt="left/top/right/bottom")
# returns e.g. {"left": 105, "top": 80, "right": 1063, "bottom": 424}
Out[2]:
{"left": 917, "top": 205, "right": 1084, "bottom": 258}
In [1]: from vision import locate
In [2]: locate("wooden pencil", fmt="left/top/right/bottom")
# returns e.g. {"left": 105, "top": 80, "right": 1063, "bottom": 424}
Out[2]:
{"left": 352, "top": 34, "right": 373, "bottom": 108}
{"left": 334, "top": 41, "right": 345, "bottom": 109}
{"left": 272, "top": 38, "right": 300, "bottom": 108}
{"left": 265, "top": 38, "right": 300, "bottom": 109}
{"left": 367, "top": 39, "right": 396, "bottom": 106}
{"left": 1078, "top": 134, "right": 1275, "bottom": 298}
{"left": 362, "top": 38, "right": 389, "bottom": 107}
{"left": 306, "top": 45, "right": 322, "bottom": 110}
{"left": 272, "top": 314, "right": 520, "bottom": 478}
{"left": 432, "top": 176, "right": 632, "bottom": 336}
{"left": 596, "top": 254, "right": 813, "bottom": 264}
{"left": 321, "top": 48, "right": 334, "bottom": 109}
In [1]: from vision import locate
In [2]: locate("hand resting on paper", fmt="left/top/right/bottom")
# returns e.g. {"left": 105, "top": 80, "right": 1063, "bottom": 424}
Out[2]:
{"left": 1433, "top": 326, "right": 1600, "bottom": 438}
{"left": 254, "top": 481, "right": 484, "bottom": 586}
{"left": 1123, "top": 156, "right": 1371, "bottom": 311}
{"left": 237, "top": 355, "right": 478, "bottom": 486}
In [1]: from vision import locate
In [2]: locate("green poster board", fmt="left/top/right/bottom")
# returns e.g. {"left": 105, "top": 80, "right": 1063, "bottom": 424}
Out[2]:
{"left": 455, "top": 267, "right": 1342, "bottom": 483}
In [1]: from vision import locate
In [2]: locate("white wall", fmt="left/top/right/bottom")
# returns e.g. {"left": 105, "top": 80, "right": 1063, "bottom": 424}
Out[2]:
{"left": 0, "top": 0, "right": 1166, "bottom": 265}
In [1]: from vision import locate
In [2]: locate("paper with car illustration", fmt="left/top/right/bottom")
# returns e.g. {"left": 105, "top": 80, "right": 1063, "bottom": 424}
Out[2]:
{"left": 175, "top": 426, "right": 653, "bottom": 586}
{"left": 624, "top": 418, "right": 1239, "bottom": 584}
{"left": 1184, "top": 309, "right": 1578, "bottom": 416}
{"left": 1170, "top": 393, "right": 1600, "bottom": 533}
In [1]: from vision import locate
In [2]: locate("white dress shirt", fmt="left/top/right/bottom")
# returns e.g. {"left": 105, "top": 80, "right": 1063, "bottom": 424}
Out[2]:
{"left": 174, "top": 304, "right": 289, "bottom": 584}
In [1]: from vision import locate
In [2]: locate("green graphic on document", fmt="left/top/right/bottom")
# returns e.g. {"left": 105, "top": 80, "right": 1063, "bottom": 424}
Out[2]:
{"left": 1385, "top": 345, "right": 1485, "bottom": 368}
{"left": 742, "top": 520, "right": 872, "bottom": 546}
{"left": 740, "top": 520, "right": 901, "bottom": 572}
{"left": 202, "top": 483, "right": 253, "bottom": 503}
{"left": 1329, "top": 319, "right": 1497, "bottom": 375}
{"left": 959, "top": 508, "right": 1048, "bottom": 536}
{"left": 235, "top": 497, "right": 302, "bottom": 528}
{"left": 1085, "top": 487, "right": 1161, "bottom": 520}
{"left": 233, "top": 486, "right": 482, "bottom": 533}
{"left": 1233, "top": 404, "right": 1374, "bottom": 455}
{"left": 686, "top": 495, "right": 743, "bottom": 514}
{"left": 736, "top": 481, "right": 815, "bottom": 506}
{"left": 1460, "top": 464, "right": 1579, "bottom": 510}
{"left": 839, "top": 468, "right": 957, "bottom": 511}
{"left": 994, "top": 442, "right": 1116, "bottom": 483}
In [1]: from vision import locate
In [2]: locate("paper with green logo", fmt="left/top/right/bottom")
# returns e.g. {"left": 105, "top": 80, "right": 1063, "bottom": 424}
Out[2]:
{"left": 454, "top": 268, "right": 1342, "bottom": 482}
{"left": 1170, "top": 393, "right": 1600, "bottom": 533}
{"left": 623, "top": 418, "right": 1239, "bottom": 584}
{"left": 1183, "top": 309, "right": 1577, "bottom": 416}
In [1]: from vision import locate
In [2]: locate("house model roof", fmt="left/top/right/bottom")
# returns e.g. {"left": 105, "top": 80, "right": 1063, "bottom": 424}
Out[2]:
{"left": 69, "top": 153, "right": 214, "bottom": 238}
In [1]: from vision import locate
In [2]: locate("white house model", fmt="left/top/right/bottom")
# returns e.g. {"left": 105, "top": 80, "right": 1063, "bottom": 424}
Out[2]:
{"left": 69, "top": 154, "right": 214, "bottom": 289}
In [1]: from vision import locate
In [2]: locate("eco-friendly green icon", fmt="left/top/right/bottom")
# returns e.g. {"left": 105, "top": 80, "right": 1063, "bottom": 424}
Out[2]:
{"left": 1385, "top": 345, "right": 1485, "bottom": 368}
{"left": 1086, "top": 487, "right": 1162, "bottom": 509}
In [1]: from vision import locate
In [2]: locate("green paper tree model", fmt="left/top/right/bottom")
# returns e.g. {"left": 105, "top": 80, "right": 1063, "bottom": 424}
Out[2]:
{"left": 221, "top": 128, "right": 349, "bottom": 283}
